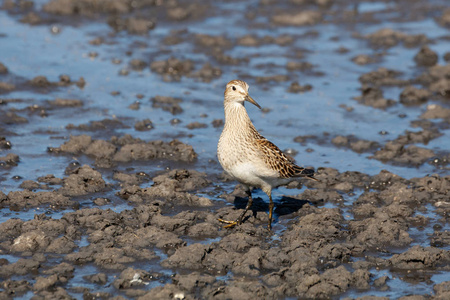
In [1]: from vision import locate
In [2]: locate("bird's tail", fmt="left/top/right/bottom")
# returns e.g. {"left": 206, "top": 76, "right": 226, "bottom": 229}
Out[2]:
{"left": 295, "top": 167, "right": 319, "bottom": 181}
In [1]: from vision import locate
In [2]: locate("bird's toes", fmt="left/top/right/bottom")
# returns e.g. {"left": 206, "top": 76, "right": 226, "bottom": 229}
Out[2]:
{"left": 217, "top": 218, "right": 234, "bottom": 224}
{"left": 218, "top": 218, "right": 239, "bottom": 228}
{"left": 223, "top": 223, "right": 238, "bottom": 229}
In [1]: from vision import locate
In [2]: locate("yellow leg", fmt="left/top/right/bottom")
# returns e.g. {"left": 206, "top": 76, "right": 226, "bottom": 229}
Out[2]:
{"left": 268, "top": 194, "right": 274, "bottom": 231}
{"left": 218, "top": 190, "right": 253, "bottom": 228}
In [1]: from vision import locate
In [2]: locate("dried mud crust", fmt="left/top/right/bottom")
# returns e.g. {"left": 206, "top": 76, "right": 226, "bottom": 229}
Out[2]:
{"left": 117, "top": 169, "right": 213, "bottom": 207}
{"left": 0, "top": 164, "right": 107, "bottom": 211}
{"left": 306, "top": 127, "right": 444, "bottom": 167}
{"left": 353, "top": 53, "right": 450, "bottom": 114}
{"left": 374, "top": 126, "right": 444, "bottom": 166}
{"left": 0, "top": 72, "right": 85, "bottom": 95}
{"left": 150, "top": 58, "right": 221, "bottom": 82}
{"left": 49, "top": 134, "right": 197, "bottom": 167}
{"left": 65, "top": 118, "right": 130, "bottom": 131}
{"left": 1, "top": 166, "right": 214, "bottom": 212}
{"left": 152, "top": 170, "right": 449, "bottom": 299}
{"left": 2, "top": 167, "right": 448, "bottom": 299}
{"left": 362, "top": 28, "right": 429, "bottom": 49}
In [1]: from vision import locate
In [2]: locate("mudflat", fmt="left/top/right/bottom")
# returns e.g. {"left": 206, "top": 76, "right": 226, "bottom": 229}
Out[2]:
{"left": 0, "top": 0, "right": 449, "bottom": 299}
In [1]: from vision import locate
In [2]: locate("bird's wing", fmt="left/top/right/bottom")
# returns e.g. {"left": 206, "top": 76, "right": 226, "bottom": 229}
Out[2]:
{"left": 255, "top": 137, "right": 315, "bottom": 179}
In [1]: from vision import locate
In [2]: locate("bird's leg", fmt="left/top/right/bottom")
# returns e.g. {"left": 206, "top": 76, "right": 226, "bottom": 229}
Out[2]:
{"left": 218, "top": 189, "right": 253, "bottom": 228}
{"left": 237, "top": 191, "right": 253, "bottom": 224}
{"left": 268, "top": 193, "right": 274, "bottom": 231}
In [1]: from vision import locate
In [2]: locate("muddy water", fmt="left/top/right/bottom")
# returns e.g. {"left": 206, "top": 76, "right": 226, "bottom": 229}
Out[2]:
{"left": 0, "top": 0, "right": 449, "bottom": 299}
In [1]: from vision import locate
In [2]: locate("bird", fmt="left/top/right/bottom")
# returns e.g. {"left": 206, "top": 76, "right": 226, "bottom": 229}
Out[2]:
{"left": 217, "top": 79, "right": 316, "bottom": 230}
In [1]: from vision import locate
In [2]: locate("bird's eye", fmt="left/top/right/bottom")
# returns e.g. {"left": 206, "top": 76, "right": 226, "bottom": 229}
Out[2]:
{"left": 232, "top": 86, "right": 236, "bottom": 91}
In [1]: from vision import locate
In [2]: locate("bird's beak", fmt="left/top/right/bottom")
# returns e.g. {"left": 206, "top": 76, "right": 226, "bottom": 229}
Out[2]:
{"left": 245, "top": 94, "right": 261, "bottom": 109}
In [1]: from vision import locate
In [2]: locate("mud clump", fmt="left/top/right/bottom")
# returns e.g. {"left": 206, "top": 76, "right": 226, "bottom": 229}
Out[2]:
{"left": 150, "top": 58, "right": 222, "bottom": 82}
{"left": 150, "top": 57, "right": 195, "bottom": 81}
{"left": 118, "top": 169, "right": 213, "bottom": 207}
{"left": 0, "top": 62, "right": 8, "bottom": 74}
{"left": 108, "top": 17, "right": 156, "bottom": 35}
{"left": 212, "top": 119, "right": 224, "bottom": 128}
{"left": 352, "top": 54, "right": 378, "bottom": 65}
{"left": 400, "top": 86, "right": 431, "bottom": 105}
{"left": 414, "top": 46, "right": 438, "bottom": 66}
{"left": 166, "top": 3, "right": 208, "bottom": 21}
{"left": 195, "top": 34, "right": 232, "bottom": 49}
{"left": 237, "top": 34, "right": 294, "bottom": 47}
{"left": 0, "top": 111, "right": 28, "bottom": 125}
{"left": 113, "top": 139, "right": 196, "bottom": 163}
{"left": 349, "top": 211, "right": 412, "bottom": 249}
{"left": 331, "top": 135, "right": 380, "bottom": 153}
{"left": 394, "top": 129, "right": 442, "bottom": 145}
{"left": 0, "top": 153, "right": 20, "bottom": 167}
{"left": 364, "top": 28, "right": 428, "bottom": 48}
{"left": 66, "top": 118, "right": 129, "bottom": 131}
{"left": 434, "top": 281, "right": 450, "bottom": 299}
{"left": 186, "top": 122, "right": 208, "bottom": 129}
{"left": 42, "top": 0, "right": 146, "bottom": 16}
{"left": 50, "top": 134, "right": 197, "bottom": 165}
{"left": 354, "top": 86, "right": 396, "bottom": 109}
{"left": 359, "top": 67, "right": 407, "bottom": 86}
{"left": 438, "top": 9, "right": 450, "bottom": 26}
{"left": 420, "top": 104, "right": 450, "bottom": 120}
{"left": 0, "top": 81, "right": 15, "bottom": 92}
{"left": 0, "top": 137, "right": 12, "bottom": 149}
{"left": 372, "top": 142, "right": 435, "bottom": 166}
{"left": 193, "top": 62, "right": 222, "bottom": 82}
{"left": 58, "top": 165, "right": 107, "bottom": 196}
{"left": 47, "top": 98, "right": 83, "bottom": 107}
{"left": 0, "top": 258, "right": 41, "bottom": 278}
{"left": 272, "top": 11, "right": 322, "bottom": 26}
{"left": 2, "top": 190, "right": 73, "bottom": 210}
{"left": 389, "top": 246, "right": 450, "bottom": 269}
{"left": 129, "top": 59, "right": 148, "bottom": 71}
{"left": 329, "top": 127, "right": 443, "bottom": 167}
{"left": 288, "top": 81, "right": 313, "bottom": 93}
{"left": 26, "top": 75, "right": 86, "bottom": 90}
{"left": 151, "top": 96, "right": 183, "bottom": 115}
{"left": 415, "top": 64, "right": 450, "bottom": 97}
{"left": 134, "top": 118, "right": 154, "bottom": 131}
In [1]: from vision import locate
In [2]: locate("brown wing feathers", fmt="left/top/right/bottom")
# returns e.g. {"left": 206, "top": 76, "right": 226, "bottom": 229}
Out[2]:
{"left": 255, "top": 138, "right": 315, "bottom": 179}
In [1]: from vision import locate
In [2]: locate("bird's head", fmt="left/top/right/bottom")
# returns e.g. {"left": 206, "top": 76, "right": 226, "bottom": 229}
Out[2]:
{"left": 224, "top": 79, "right": 261, "bottom": 109}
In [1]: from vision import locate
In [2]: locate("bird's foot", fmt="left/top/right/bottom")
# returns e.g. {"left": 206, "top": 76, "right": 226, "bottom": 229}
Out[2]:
{"left": 219, "top": 218, "right": 273, "bottom": 231}
{"left": 217, "top": 218, "right": 240, "bottom": 228}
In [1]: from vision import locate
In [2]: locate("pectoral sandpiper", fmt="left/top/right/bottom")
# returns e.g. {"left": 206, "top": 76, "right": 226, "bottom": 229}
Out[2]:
{"left": 217, "top": 79, "right": 316, "bottom": 230}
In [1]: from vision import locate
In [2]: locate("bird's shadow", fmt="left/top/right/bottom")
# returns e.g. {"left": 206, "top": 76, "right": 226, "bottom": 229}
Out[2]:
{"left": 232, "top": 195, "right": 309, "bottom": 221}
{"left": 275, "top": 196, "right": 309, "bottom": 217}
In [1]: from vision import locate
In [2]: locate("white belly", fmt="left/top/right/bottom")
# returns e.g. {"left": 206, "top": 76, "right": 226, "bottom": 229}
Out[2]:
{"left": 218, "top": 128, "right": 291, "bottom": 192}
{"left": 227, "top": 161, "right": 290, "bottom": 191}
{"left": 228, "top": 162, "right": 268, "bottom": 186}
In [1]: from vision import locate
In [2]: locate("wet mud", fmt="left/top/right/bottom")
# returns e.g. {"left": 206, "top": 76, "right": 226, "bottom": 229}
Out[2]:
{"left": 0, "top": 0, "right": 449, "bottom": 299}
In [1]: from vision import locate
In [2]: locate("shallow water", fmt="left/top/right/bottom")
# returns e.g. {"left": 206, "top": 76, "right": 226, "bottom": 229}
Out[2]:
{"left": 1, "top": 5, "right": 449, "bottom": 188}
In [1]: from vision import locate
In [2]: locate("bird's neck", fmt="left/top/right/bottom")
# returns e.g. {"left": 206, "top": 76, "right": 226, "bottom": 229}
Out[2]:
{"left": 223, "top": 101, "right": 256, "bottom": 134}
